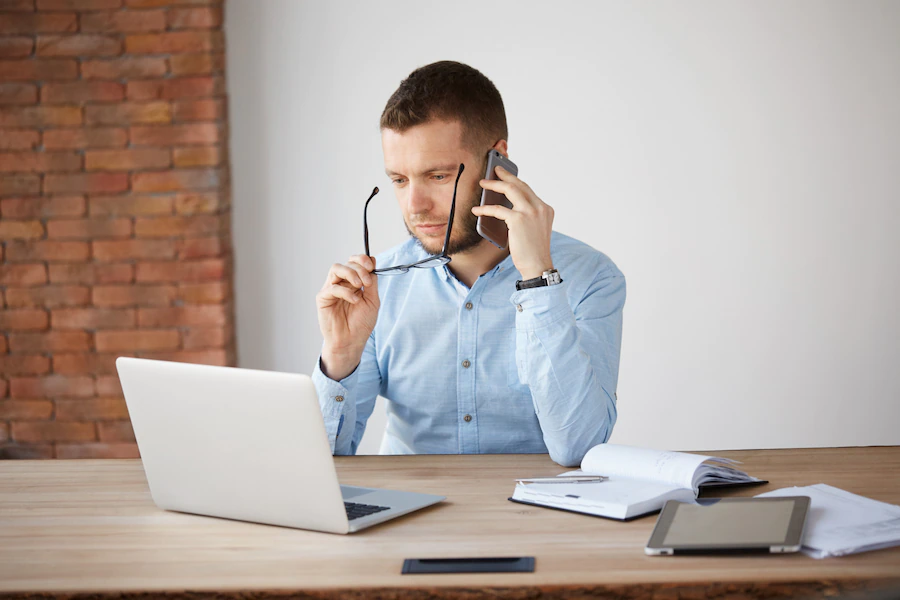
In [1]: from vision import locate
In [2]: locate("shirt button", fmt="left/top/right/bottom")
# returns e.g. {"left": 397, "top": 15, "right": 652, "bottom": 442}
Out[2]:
{"left": 462, "top": 359, "right": 471, "bottom": 368}
{"left": 334, "top": 395, "right": 344, "bottom": 403}
{"left": 464, "top": 414, "right": 472, "bottom": 422}
{"left": 516, "top": 304, "right": 523, "bottom": 312}
{"left": 465, "top": 302, "right": 473, "bottom": 310}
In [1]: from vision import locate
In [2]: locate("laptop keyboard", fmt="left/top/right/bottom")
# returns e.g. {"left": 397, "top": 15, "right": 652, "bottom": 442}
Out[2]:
{"left": 344, "top": 501, "right": 391, "bottom": 521}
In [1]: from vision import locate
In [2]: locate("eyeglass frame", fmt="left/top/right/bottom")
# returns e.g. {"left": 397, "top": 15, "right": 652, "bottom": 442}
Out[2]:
{"left": 363, "top": 163, "right": 465, "bottom": 275}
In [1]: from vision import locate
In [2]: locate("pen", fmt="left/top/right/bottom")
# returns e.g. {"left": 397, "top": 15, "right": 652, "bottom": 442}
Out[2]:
{"left": 515, "top": 475, "right": 608, "bottom": 484}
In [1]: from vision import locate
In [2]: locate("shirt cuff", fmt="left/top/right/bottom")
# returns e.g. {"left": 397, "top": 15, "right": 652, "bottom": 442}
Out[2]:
{"left": 312, "top": 356, "right": 359, "bottom": 419}
{"left": 510, "top": 280, "right": 572, "bottom": 331}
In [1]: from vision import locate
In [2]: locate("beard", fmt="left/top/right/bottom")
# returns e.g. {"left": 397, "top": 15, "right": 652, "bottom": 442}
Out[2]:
{"left": 405, "top": 186, "right": 486, "bottom": 257}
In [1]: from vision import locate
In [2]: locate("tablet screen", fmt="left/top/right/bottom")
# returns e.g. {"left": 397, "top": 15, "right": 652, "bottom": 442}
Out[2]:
{"left": 663, "top": 499, "right": 797, "bottom": 545}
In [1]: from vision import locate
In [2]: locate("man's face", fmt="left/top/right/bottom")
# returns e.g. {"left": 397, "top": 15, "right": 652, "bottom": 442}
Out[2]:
{"left": 382, "top": 120, "right": 487, "bottom": 256}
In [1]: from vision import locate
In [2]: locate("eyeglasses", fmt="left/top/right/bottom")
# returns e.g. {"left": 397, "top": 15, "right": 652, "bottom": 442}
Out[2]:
{"left": 363, "top": 163, "right": 465, "bottom": 275}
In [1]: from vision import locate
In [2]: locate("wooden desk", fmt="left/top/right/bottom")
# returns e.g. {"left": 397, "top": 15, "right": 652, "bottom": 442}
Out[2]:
{"left": 1, "top": 448, "right": 899, "bottom": 599}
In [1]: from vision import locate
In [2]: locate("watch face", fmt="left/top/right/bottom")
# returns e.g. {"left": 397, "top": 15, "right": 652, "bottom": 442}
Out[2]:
{"left": 544, "top": 271, "right": 562, "bottom": 285}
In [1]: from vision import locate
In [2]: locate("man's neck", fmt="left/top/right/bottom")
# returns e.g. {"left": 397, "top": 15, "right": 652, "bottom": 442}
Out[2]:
{"left": 446, "top": 240, "right": 510, "bottom": 288}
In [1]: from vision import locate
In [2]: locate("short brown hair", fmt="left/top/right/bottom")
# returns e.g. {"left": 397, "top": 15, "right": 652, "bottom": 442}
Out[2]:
{"left": 380, "top": 60, "right": 508, "bottom": 152}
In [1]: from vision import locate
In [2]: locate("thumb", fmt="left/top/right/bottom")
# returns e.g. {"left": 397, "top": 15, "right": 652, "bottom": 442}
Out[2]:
{"left": 363, "top": 256, "right": 378, "bottom": 301}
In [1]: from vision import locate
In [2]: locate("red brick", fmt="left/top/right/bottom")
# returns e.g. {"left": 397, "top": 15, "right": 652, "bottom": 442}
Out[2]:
{"left": 0, "top": 355, "right": 51, "bottom": 376}
{"left": 52, "top": 307, "right": 135, "bottom": 329}
{"left": 86, "top": 102, "right": 170, "bottom": 126}
{"left": 0, "top": 58, "right": 77, "bottom": 80}
{"left": 0, "top": 13, "right": 77, "bottom": 35}
{"left": 95, "top": 329, "right": 178, "bottom": 352}
{"left": 178, "top": 280, "right": 228, "bottom": 304}
{"left": 8, "top": 330, "right": 90, "bottom": 352}
{"left": 44, "top": 172, "right": 128, "bottom": 194}
{"left": 135, "top": 214, "right": 220, "bottom": 237}
{"left": 178, "top": 235, "right": 225, "bottom": 259}
{"left": 0, "top": 130, "right": 39, "bottom": 150}
{"left": 12, "top": 421, "right": 95, "bottom": 443}
{"left": 0, "top": 37, "right": 34, "bottom": 59}
{"left": 0, "top": 400, "right": 54, "bottom": 420}
{"left": 97, "top": 420, "right": 134, "bottom": 442}
{"left": 0, "top": 379, "right": 5, "bottom": 397}
{"left": 36, "top": 35, "right": 122, "bottom": 58}
{"left": 0, "top": 444, "right": 56, "bottom": 459}
{"left": 92, "top": 284, "right": 175, "bottom": 307}
{"left": 172, "top": 145, "right": 221, "bottom": 168}
{"left": 0, "top": 336, "right": 6, "bottom": 353}
{"left": 167, "top": 6, "right": 221, "bottom": 29}
{"left": 6, "top": 240, "right": 90, "bottom": 262}
{"left": 0, "top": 423, "right": 6, "bottom": 444}
{"left": 57, "top": 442, "right": 140, "bottom": 458}
{"left": 89, "top": 194, "right": 173, "bottom": 216}
{"left": 81, "top": 56, "right": 166, "bottom": 80}
{"left": 36, "top": 0, "right": 122, "bottom": 9}
{"left": 95, "top": 375, "right": 122, "bottom": 396}
{"left": 43, "top": 127, "right": 127, "bottom": 150}
{"left": 5, "top": 285, "right": 90, "bottom": 308}
{"left": 140, "top": 348, "right": 226, "bottom": 366}
{"left": 49, "top": 262, "right": 132, "bottom": 284}
{"left": 173, "top": 191, "right": 220, "bottom": 214}
{"left": 80, "top": 10, "right": 166, "bottom": 33}
{"left": 138, "top": 304, "right": 225, "bottom": 328}
{"left": 132, "top": 168, "right": 220, "bottom": 192}
{"left": 0, "top": 174, "right": 40, "bottom": 196}
{"left": 125, "top": 30, "right": 223, "bottom": 54}
{"left": 0, "top": 219, "right": 43, "bottom": 239}
{"left": 0, "top": 264, "right": 46, "bottom": 286}
{"left": 0, "top": 152, "right": 81, "bottom": 173}
{"left": 0, "top": 309, "right": 48, "bottom": 331}
{"left": 126, "top": 0, "right": 221, "bottom": 6}
{"left": 183, "top": 325, "right": 230, "bottom": 349}
{"left": 0, "top": 105, "right": 81, "bottom": 127}
{"left": 1, "top": 195, "right": 85, "bottom": 218}
{"left": 127, "top": 76, "right": 221, "bottom": 101}
{"left": 130, "top": 123, "right": 220, "bottom": 146}
{"left": 172, "top": 98, "right": 224, "bottom": 122}
{"left": 136, "top": 257, "right": 224, "bottom": 282}
{"left": 57, "top": 397, "right": 127, "bottom": 422}
{"left": 0, "top": 1, "right": 34, "bottom": 12}
{"left": 169, "top": 53, "right": 224, "bottom": 76}
{"left": 0, "top": 82, "right": 37, "bottom": 104}
{"left": 41, "top": 81, "right": 123, "bottom": 104}
{"left": 85, "top": 148, "right": 170, "bottom": 171}
{"left": 53, "top": 352, "right": 123, "bottom": 375}
{"left": 47, "top": 217, "right": 132, "bottom": 239}
{"left": 10, "top": 375, "right": 94, "bottom": 399}
{"left": 93, "top": 238, "right": 177, "bottom": 261}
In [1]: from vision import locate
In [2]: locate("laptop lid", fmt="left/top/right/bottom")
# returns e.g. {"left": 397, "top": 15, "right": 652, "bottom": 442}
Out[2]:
{"left": 116, "top": 357, "right": 351, "bottom": 534}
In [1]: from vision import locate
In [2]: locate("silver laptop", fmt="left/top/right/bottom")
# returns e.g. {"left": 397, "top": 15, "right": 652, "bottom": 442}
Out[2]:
{"left": 116, "top": 357, "right": 445, "bottom": 534}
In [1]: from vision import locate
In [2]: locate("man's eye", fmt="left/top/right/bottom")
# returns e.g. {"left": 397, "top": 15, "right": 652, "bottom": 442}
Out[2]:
{"left": 432, "top": 175, "right": 445, "bottom": 181}
{"left": 392, "top": 179, "right": 406, "bottom": 185}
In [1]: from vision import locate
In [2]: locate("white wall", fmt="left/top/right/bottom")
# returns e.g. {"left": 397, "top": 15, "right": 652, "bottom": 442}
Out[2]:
{"left": 225, "top": 1, "right": 900, "bottom": 454}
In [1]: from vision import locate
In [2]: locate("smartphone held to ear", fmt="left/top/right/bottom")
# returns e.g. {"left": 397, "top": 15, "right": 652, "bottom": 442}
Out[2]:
{"left": 476, "top": 150, "right": 518, "bottom": 249}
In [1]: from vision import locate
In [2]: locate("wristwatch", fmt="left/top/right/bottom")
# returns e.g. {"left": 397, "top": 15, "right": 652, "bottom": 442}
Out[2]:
{"left": 516, "top": 268, "right": 563, "bottom": 291}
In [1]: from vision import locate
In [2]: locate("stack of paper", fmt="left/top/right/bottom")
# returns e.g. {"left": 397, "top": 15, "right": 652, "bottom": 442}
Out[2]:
{"left": 757, "top": 483, "right": 900, "bottom": 558}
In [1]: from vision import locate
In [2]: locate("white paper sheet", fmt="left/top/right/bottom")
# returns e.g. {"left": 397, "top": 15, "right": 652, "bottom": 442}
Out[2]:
{"left": 757, "top": 483, "right": 900, "bottom": 558}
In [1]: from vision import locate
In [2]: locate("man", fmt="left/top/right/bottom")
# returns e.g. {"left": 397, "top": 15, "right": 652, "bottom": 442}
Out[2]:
{"left": 313, "top": 61, "right": 625, "bottom": 467}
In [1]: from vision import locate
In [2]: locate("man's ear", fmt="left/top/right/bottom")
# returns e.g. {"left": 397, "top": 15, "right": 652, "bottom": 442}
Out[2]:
{"left": 491, "top": 139, "right": 509, "bottom": 158}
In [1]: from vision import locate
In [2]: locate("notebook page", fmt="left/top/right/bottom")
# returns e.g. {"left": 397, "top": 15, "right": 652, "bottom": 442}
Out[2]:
{"left": 580, "top": 444, "right": 711, "bottom": 491}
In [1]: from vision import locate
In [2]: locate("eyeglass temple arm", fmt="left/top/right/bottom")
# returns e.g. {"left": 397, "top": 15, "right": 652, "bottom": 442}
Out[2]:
{"left": 363, "top": 186, "right": 379, "bottom": 257}
{"left": 442, "top": 164, "right": 465, "bottom": 254}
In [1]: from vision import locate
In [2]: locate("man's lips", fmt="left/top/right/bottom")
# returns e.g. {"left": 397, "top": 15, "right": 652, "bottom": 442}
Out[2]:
{"left": 415, "top": 223, "right": 446, "bottom": 233}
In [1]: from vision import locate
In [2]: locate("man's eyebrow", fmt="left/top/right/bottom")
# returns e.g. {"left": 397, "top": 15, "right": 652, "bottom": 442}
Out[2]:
{"left": 385, "top": 164, "right": 460, "bottom": 177}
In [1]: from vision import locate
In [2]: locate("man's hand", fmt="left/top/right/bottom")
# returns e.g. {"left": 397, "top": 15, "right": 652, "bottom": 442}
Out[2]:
{"left": 472, "top": 166, "right": 554, "bottom": 280}
{"left": 316, "top": 254, "right": 379, "bottom": 381}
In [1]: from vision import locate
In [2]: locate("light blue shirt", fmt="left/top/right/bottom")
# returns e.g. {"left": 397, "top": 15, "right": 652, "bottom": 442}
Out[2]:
{"left": 312, "top": 231, "right": 626, "bottom": 467}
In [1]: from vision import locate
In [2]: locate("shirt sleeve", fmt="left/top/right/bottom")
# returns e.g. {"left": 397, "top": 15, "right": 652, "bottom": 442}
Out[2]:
{"left": 510, "top": 267, "right": 626, "bottom": 467}
{"left": 311, "top": 332, "right": 382, "bottom": 455}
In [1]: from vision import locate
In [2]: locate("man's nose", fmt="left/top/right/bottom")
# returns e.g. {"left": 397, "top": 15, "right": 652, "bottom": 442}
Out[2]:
{"left": 407, "top": 182, "right": 433, "bottom": 215}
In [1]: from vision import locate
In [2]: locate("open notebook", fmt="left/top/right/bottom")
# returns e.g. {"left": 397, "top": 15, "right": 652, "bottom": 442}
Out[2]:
{"left": 510, "top": 444, "right": 767, "bottom": 520}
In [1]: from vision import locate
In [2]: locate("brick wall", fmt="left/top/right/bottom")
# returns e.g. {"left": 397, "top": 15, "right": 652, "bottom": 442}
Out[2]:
{"left": 0, "top": 0, "right": 235, "bottom": 459}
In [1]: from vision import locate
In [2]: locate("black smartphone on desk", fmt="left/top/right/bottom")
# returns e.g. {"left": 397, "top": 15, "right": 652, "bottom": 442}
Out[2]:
{"left": 476, "top": 150, "right": 518, "bottom": 249}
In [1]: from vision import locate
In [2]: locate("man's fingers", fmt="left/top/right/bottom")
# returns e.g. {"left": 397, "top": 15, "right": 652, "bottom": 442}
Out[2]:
{"left": 324, "top": 283, "right": 360, "bottom": 305}
{"left": 472, "top": 204, "right": 514, "bottom": 221}
{"left": 345, "top": 258, "right": 374, "bottom": 286}
{"left": 349, "top": 254, "right": 376, "bottom": 272}
{"left": 328, "top": 263, "right": 365, "bottom": 288}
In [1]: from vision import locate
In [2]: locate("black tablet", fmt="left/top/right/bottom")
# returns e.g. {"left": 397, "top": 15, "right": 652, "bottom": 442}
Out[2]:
{"left": 645, "top": 496, "right": 810, "bottom": 556}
